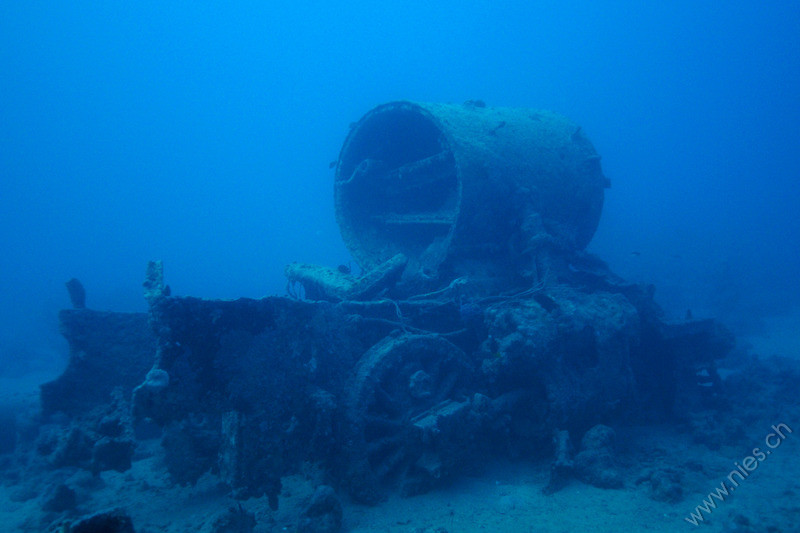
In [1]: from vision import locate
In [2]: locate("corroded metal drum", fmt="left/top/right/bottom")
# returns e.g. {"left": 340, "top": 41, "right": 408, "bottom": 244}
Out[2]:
{"left": 334, "top": 101, "right": 608, "bottom": 280}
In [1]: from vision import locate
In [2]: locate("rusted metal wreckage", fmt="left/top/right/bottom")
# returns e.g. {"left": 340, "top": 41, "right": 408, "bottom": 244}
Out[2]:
{"left": 42, "top": 101, "right": 733, "bottom": 507}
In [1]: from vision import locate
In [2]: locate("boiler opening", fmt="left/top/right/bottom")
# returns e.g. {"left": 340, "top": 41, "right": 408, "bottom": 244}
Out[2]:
{"left": 335, "top": 104, "right": 460, "bottom": 270}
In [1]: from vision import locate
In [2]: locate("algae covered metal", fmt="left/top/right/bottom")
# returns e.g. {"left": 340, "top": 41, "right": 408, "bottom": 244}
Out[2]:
{"left": 335, "top": 101, "right": 609, "bottom": 281}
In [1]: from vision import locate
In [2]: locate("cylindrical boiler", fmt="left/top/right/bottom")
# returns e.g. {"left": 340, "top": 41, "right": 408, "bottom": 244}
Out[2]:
{"left": 334, "top": 101, "right": 607, "bottom": 280}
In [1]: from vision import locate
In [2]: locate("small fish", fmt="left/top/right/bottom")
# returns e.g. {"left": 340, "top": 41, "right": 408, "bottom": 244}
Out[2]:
{"left": 630, "top": 251, "right": 641, "bottom": 257}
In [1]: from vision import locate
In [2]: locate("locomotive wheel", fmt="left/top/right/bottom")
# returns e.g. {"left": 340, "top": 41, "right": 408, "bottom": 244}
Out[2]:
{"left": 344, "top": 333, "right": 473, "bottom": 501}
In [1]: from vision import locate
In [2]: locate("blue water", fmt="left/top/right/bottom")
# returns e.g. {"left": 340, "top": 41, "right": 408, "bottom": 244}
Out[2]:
{"left": 1, "top": 2, "right": 798, "bottom": 367}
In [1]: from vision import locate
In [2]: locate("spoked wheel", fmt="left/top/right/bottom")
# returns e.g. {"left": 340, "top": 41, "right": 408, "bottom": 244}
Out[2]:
{"left": 343, "top": 333, "right": 473, "bottom": 503}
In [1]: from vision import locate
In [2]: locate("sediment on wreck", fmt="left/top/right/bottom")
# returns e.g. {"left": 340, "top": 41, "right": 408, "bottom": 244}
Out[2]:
{"left": 34, "top": 101, "right": 736, "bottom": 513}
